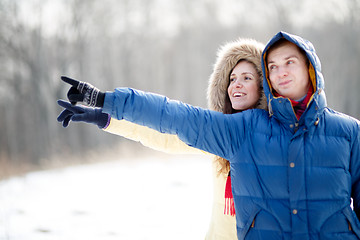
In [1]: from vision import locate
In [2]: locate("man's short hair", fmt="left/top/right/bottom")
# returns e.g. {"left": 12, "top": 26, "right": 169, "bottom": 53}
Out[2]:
{"left": 266, "top": 38, "right": 309, "bottom": 67}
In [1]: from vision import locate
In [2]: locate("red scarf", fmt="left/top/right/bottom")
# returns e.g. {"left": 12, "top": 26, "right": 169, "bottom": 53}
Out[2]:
{"left": 224, "top": 172, "right": 235, "bottom": 216}
{"left": 274, "top": 86, "right": 313, "bottom": 120}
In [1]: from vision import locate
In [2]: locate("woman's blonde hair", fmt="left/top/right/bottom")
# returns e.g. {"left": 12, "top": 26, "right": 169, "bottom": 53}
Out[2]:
{"left": 207, "top": 38, "right": 266, "bottom": 175}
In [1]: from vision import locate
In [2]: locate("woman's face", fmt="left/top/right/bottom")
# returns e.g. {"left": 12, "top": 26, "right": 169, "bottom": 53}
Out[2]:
{"left": 227, "top": 61, "right": 261, "bottom": 111}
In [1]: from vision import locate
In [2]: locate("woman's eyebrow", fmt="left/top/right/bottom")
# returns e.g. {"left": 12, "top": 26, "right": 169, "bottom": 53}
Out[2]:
{"left": 230, "top": 72, "right": 255, "bottom": 77}
{"left": 241, "top": 72, "right": 255, "bottom": 76}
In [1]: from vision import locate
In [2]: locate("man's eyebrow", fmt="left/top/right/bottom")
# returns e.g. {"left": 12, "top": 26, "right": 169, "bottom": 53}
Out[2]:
{"left": 267, "top": 55, "right": 299, "bottom": 64}
{"left": 285, "top": 55, "right": 299, "bottom": 60}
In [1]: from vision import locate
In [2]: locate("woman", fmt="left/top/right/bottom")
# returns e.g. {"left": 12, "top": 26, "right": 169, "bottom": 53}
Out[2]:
{"left": 58, "top": 38, "right": 266, "bottom": 239}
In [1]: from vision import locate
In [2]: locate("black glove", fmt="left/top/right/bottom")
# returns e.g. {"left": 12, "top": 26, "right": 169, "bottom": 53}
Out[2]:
{"left": 57, "top": 100, "right": 110, "bottom": 129}
{"left": 61, "top": 76, "right": 105, "bottom": 107}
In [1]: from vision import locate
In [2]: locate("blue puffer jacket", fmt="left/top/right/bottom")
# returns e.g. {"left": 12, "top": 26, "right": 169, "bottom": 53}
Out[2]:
{"left": 103, "top": 32, "right": 360, "bottom": 240}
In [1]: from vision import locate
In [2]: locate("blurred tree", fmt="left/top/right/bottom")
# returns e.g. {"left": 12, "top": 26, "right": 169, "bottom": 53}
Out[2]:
{"left": 1, "top": 0, "right": 360, "bottom": 178}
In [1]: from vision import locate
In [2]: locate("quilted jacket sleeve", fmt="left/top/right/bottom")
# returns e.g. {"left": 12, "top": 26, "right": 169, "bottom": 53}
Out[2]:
{"left": 104, "top": 118, "right": 205, "bottom": 155}
{"left": 350, "top": 124, "right": 360, "bottom": 220}
{"left": 102, "top": 88, "right": 243, "bottom": 160}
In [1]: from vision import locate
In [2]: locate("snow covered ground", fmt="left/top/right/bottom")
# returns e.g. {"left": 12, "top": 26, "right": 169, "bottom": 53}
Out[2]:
{"left": 0, "top": 154, "right": 212, "bottom": 240}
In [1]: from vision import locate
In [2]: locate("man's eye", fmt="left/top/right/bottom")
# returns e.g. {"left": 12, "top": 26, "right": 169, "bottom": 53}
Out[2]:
{"left": 269, "top": 65, "right": 277, "bottom": 70}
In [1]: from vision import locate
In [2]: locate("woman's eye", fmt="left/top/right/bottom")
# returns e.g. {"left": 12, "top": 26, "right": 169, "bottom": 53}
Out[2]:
{"left": 230, "top": 78, "right": 236, "bottom": 82}
{"left": 245, "top": 76, "right": 252, "bottom": 81}
{"left": 287, "top": 60, "right": 294, "bottom": 64}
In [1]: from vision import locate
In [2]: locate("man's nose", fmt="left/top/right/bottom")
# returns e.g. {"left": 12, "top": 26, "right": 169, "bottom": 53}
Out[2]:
{"left": 278, "top": 66, "right": 288, "bottom": 78}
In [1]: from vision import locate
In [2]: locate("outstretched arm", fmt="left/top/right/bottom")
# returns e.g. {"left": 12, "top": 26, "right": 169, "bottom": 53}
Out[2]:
{"left": 58, "top": 76, "right": 207, "bottom": 155}
{"left": 105, "top": 118, "right": 205, "bottom": 155}
{"left": 103, "top": 87, "right": 242, "bottom": 160}
{"left": 57, "top": 76, "right": 243, "bottom": 160}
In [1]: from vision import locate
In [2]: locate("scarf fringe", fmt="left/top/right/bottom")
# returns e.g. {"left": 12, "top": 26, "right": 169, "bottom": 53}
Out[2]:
{"left": 224, "top": 197, "right": 236, "bottom": 216}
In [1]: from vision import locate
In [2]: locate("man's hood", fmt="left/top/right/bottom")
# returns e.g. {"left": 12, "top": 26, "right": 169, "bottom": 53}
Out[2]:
{"left": 207, "top": 38, "right": 267, "bottom": 112}
{"left": 261, "top": 31, "right": 327, "bottom": 122}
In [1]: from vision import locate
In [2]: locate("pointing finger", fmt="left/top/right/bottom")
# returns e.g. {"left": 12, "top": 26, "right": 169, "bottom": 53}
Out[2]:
{"left": 57, "top": 99, "right": 84, "bottom": 113}
{"left": 57, "top": 99, "right": 73, "bottom": 109}
{"left": 61, "top": 76, "right": 80, "bottom": 87}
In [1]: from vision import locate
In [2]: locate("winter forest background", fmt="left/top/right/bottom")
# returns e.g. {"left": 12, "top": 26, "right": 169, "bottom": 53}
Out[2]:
{"left": 1, "top": 0, "right": 360, "bottom": 178}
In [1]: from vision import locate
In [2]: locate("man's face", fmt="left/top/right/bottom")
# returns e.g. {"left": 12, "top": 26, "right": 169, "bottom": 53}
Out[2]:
{"left": 267, "top": 41, "right": 310, "bottom": 100}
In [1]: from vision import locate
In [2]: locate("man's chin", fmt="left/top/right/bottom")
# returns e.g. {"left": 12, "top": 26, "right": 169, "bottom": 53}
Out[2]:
{"left": 276, "top": 88, "right": 293, "bottom": 98}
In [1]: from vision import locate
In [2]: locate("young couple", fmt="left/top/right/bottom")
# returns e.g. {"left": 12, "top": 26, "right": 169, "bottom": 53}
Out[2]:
{"left": 57, "top": 31, "right": 360, "bottom": 240}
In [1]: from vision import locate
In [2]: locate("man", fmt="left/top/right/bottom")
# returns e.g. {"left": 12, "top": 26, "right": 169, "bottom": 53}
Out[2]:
{"left": 267, "top": 38, "right": 311, "bottom": 102}
{"left": 58, "top": 32, "right": 360, "bottom": 239}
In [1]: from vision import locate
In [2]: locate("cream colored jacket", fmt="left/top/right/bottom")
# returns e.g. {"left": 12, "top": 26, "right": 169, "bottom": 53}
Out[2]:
{"left": 104, "top": 118, "right": 237, "bottom": 240}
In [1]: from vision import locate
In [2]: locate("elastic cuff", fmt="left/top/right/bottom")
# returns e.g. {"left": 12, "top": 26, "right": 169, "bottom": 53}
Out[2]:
{"left": 97, "top": 112, "right": 111, "bottom": 129}
{"left": 96, "top": 91, "right": 105, "bottom": 108}
{"left": 103, "top": 114, "right": 111, "bottom": 129}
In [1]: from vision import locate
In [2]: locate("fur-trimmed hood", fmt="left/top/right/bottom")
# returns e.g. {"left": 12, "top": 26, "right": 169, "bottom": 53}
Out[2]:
{"left": 207, "top": 38, "right": 267, "bottom": 112}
